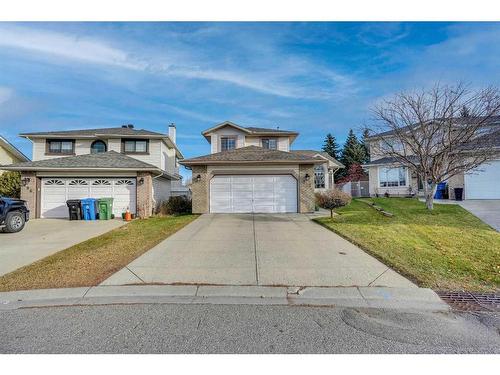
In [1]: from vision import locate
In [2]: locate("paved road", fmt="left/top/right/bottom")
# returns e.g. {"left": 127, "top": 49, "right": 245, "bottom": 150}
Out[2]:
{"left": 103, "top": 213, "right": 414, "bottom": 288}
{"left": 1, "top": 303, "right": 498, "bottom": 353}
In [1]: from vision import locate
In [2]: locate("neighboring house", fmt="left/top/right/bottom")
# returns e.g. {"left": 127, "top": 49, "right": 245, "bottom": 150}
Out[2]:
{"left": 180, "top": 121, "right": 343, "bottom": 214}
{"left": 0, "top": 135, "right": 30, "bottom": 173}
{"left": 2, "top": 124, "right": 183, "bottom": 218}
{"left": 363, "top": 118, "right": 500, "bottom": 200}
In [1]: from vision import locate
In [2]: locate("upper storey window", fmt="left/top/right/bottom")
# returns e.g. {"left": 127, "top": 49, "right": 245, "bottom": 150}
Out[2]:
{"left": 122, "top": 139, "right": 149, "bottom": 154}
{"left": 47, "top": 140, "right": 74, "bottom": 155}
{"left": 221, "top": 137, "right": 236, "bottom": 151}
{"left": 262, "top": 138, "right": 278, "bottom": 150}
{"left": 90, "top": 140, "right": 107, "bottom": 154}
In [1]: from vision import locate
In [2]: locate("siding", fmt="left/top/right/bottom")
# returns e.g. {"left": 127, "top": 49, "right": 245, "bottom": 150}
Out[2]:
{"left": 368, "top": 165, "right": 418, "bottom": 197}
{"left": 208, "top": 127, "right": 247, "bottom": 153}
{"left": 0, "top": 146, "right": 20, "bottom": 174}
{"left": 152, "top": 177, "right": 172, "bottom": 211}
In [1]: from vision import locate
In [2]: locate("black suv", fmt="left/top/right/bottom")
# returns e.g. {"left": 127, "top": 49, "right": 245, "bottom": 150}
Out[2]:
{"left": 0, "top": 197, "right": 30, "bottom": 233}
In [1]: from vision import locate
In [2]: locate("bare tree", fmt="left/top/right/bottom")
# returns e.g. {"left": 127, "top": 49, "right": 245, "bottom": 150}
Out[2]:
{"left": 367, "top": 83, "right": 500, "bottom": 210}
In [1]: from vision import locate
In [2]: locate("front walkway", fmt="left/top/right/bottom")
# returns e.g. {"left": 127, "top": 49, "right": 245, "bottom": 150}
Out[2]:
{"left": 102, "top": 214, "right": 415, "bottom": 288}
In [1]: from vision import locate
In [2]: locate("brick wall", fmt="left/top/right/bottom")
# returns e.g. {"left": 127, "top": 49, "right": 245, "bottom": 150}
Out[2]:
{"left": 20, "top": 172, "right": 39, "bottom": 217}
{"left": 136, "top": 172, "right": 153, "bottom": 218}
{"left": 191, "top": 165, "right": 209, "bottom": 213}
{"left": 299, "top": 164, "right": 315, "bottom": 213}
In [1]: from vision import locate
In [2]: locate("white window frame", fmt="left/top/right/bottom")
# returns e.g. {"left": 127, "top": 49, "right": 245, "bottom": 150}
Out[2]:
{"left": 220, "top": 136, "right": 236, "bottom": 151}
{"left": 379, "top": 166, "right": 408, "bottom": 188}
{"left": 262, "top": 138, "right": 278, "bottom": 150}
{"left": 314, "top": 165, "right": 326, "bottom": 189}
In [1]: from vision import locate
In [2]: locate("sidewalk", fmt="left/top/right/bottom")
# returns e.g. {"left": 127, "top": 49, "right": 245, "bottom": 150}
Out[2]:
{"left": 0, "top": 284, "right": 449, "bottom": 312}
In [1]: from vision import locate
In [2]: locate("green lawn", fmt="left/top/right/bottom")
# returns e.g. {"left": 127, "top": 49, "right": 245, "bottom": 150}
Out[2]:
{"left": 0, "top": 215, "right": 198, "bottom": 292}
{"left": 314, "top": 198, "right": 500, "bottom": 292}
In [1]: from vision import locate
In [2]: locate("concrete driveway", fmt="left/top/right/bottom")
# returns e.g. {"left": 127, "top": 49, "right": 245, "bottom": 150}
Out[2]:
{"left": 458, "top": 200, "right": 500, "bottom": 231}
{"left": 0, "top": 219, "right": 124, "bottom": 276}
{"left": 103, "top": 214, "right": 415, "bottom": 288}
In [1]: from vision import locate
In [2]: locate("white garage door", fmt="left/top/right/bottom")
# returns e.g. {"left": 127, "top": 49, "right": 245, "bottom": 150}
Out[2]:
{"left": 210, "top": 175, "right": 297, "bottom": 213}
{"left": 41, "top": 178, "right": 136, "bottom": 218}
{"left": 465, "top": 160, "right": 500, "bottom": 199}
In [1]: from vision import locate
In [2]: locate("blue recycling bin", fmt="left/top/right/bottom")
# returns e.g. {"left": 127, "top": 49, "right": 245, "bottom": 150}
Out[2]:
{"left": 81, "top": 198, "right": 97, "bottom": 220}
{"left": 434, "top": 182, "right": 447, "bottom": 199}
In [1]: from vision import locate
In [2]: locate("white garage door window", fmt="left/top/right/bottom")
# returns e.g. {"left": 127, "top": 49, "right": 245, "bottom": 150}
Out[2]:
{"left": 41, "top": 178, "right": 136, "bottom": 218}
{"left": 210, "top": 175, "right": 297, "bottom": 213}
{"left": 464, "top": 160, "right": 500, "bottom": 199}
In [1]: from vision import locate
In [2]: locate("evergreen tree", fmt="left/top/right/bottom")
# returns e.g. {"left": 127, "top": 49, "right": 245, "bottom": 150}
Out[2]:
{"left": 338, "top": 129, "right": 367, "bottom": 180}
{"left": 361, "top": 128, "right": 371, "bottom": 163}
{"left": 321, "top": 133, "right": 340, "bottom": 159}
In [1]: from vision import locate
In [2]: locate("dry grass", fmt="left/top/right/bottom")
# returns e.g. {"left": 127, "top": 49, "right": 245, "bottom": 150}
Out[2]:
{"left": 0, "top": 215, "right": 198, "bottom": 292}
{"left": 315, "top": 198, "right": 500, "bottom": 292}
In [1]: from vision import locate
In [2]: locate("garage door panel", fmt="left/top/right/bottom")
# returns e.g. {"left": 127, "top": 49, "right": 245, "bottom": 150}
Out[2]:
{"left": 41, "top": 177, "right": 137, "bottom": 218}
{"left": 465, "top": 160, "right": 500, "bottom": 199}
{"left": 210, "top": 175, "right": 297, "bottom": 213}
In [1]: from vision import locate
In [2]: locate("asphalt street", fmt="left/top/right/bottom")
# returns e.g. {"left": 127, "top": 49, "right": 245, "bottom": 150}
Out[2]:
{"left": 1, "top": 303, "right": 499, "bottom": 353}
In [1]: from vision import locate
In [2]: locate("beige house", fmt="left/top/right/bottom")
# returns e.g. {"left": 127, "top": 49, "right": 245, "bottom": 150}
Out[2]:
{"left": 2, "top": 124, "right": 184, "bottom": 218}
{"left": 0, "top": 135, "right": 30, "bottom": 173}
{"left": 181, "top": 121, "right": 343, "bottom": 214}
{"left": 363, "top": 117, "right": 500, "bottom": 200}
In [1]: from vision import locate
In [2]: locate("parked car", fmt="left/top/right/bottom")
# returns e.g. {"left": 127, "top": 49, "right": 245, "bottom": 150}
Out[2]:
{"left": 0, "top": 196, "right": 29, "bottom": 233}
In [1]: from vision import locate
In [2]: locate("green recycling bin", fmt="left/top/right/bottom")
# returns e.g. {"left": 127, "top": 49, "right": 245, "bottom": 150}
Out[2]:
{"left": 97, "top": 198, "right": 114, "bottom": 220}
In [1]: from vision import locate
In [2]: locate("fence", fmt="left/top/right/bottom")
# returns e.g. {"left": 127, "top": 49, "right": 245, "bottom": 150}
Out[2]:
{"left": 338, "top": 181, "right": 370, "bottom": 198}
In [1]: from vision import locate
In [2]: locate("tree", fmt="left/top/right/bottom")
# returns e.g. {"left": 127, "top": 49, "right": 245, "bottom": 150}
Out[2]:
{"left": 322, "top": 133, "right": 340, "bottom": 159}
{"left": 361, "top": 128, "right": 371, "bottom": 163}
{"left": 315, "top": 189, "right": 352, "bottom": 219}
{"left": 337, "top": 163, "right": 367, "bottom": 184}
{"left": 368, "top": 83, "right": 500, "bottom": 210}
{"left": 0, "top": 171, "right": 21, "bottom": 198}
{"left": 338, "top": 129, "right": 367, "bottom": 180}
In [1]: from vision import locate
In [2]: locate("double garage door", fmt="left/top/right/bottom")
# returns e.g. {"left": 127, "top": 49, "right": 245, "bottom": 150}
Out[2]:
{"left": 210, "top": 175, "right": 297, "bottom": 213}
{"left": 464, "top": 160, "right": 500, "bottom": 199}
{"left": 41, "top": 177, "right": 136, "bottom": 218}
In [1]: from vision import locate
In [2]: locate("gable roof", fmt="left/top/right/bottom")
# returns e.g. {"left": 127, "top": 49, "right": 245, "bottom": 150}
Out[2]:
{"left": 1, "top": 150, "right": 179, "bottom": 179}
{"left": 293, "top": 150, "right": 344, "bottom": 168}
{"left": 0, "top": 135, "right": 30, "bottom": 163}
{"left": 366, "top": 115, "right": 500, "bottom": 140}
{"left": 19, "top": 126, "right": 184, "bottom": 159}
{"left": 201, "top": 121, "right": 299, "bottom": 143}
{"left": 180, "top": 145, "right": 323, "bottom": 166}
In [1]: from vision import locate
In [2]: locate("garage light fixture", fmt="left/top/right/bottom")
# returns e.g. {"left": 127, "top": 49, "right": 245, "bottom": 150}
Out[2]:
{"left": 195, "top": 174, "right": 201, "bottom": 182}
{"left": 21, "top": 177, "right": 31, "bottom": 187}
{"left": 138, "top": 177, "right": 144, "bottom": 185}
{"left": 304, "top": 173, "right": 310, "bottom": 182}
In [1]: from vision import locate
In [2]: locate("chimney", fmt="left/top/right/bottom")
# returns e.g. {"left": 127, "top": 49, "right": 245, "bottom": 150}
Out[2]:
{"left": 168, "top": 123, "right": 176, "bottom": 144}
{"left": 127, "top": 124, "right": 134, "bottom": 129}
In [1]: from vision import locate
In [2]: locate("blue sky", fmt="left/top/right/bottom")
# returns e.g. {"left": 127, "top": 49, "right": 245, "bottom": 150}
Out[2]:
{"left": 1, "top": 22, "right": 499, "bottom": 179}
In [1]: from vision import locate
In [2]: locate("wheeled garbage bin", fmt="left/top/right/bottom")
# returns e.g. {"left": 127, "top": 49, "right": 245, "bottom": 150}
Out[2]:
{"left": 454, "top": 187, "right": 464, "bottom": 201}
{"left": 66, "top": 199, "right": 82, "bottom": 220}
{"left": 97, "top": 198, "right": 114, "bottom": 220}
{"left": 81, "top": 198, "right": 98, "bottom": 220}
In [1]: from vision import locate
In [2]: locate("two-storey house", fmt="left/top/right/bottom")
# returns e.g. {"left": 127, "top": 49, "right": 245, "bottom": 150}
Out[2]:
{"left": 180, "top": 121, "right": 343, "bottom": 213}
{"left": 363, "top": 117, "right": 500, "bottom": 200}
{"left": 0, "top": 135, "right": 30, "bottom": 173}
{"left": 3, "top": 124, "right": 184, "bottom": 218}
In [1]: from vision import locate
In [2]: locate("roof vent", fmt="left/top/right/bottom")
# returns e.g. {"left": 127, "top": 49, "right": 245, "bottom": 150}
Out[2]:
{"left": 127, "top": 124, "right": 134, "bottom": 129}
{"left": 121, "top": 125, "right": 127, "bottom": 128}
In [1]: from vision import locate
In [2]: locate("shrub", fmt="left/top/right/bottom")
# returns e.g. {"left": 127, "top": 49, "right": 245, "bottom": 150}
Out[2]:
{"left": 315, "top": 189, "right": 352, "bottom": 218}
{"left": 160, "top": 196, "right": 192, "bottom": 215}
{"left": 0, "top": 171, "right": 21, "bottom": 198}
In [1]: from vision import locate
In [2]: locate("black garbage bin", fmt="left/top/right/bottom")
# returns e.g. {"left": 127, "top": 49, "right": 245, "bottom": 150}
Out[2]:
{"left": 66, "top": 199, "right": 82, "bottom": 220}
{"left": 454, "top": 187, "right": 464, "bottom": 201}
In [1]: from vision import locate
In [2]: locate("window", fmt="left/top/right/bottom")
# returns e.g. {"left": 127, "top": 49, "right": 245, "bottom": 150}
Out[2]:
{"left": 314, "top": 165, "right": 325, "bottom": 188}
{"left": 220, "top": 137, "right": 236, "bottom": 151}
{"left": 379, "top": 167, "right": 407, "bottom": 187}
{"left": 380, "top": 139, "right": 404, "bottom": 152}
{"left": 262, "top": 138, "right": 278, "bottom": 150}
{"left": 122, "top": 139, "right": 148, "bottom": 153}
{"left": 90, "top": 140, "right": 107, "bottom": 154}
{"left": 47, "top": 140, "right": 74, "bottom": 154}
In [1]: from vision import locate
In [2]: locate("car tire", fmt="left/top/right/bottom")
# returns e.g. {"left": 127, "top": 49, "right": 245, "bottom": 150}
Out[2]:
{"left": 4, "top": 211, "right": 25, "bottom": 233}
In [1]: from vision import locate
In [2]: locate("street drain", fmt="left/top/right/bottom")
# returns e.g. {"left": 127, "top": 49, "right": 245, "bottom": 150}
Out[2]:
{"left": 437, "top": 291, "right": 500, "bottom": 312}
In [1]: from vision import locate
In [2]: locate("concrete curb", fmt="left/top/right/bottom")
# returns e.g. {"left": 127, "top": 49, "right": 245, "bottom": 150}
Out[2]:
{"left": 0, "top": 285, "right": 450, "bottom": 311}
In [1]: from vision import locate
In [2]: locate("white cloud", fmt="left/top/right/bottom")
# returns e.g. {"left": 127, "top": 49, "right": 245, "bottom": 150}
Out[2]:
{"left": 0, "top": 87, "right": 13, "bottom": 105}
{"left": 0, "top": 24, "right": 357, "bottom": 100}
